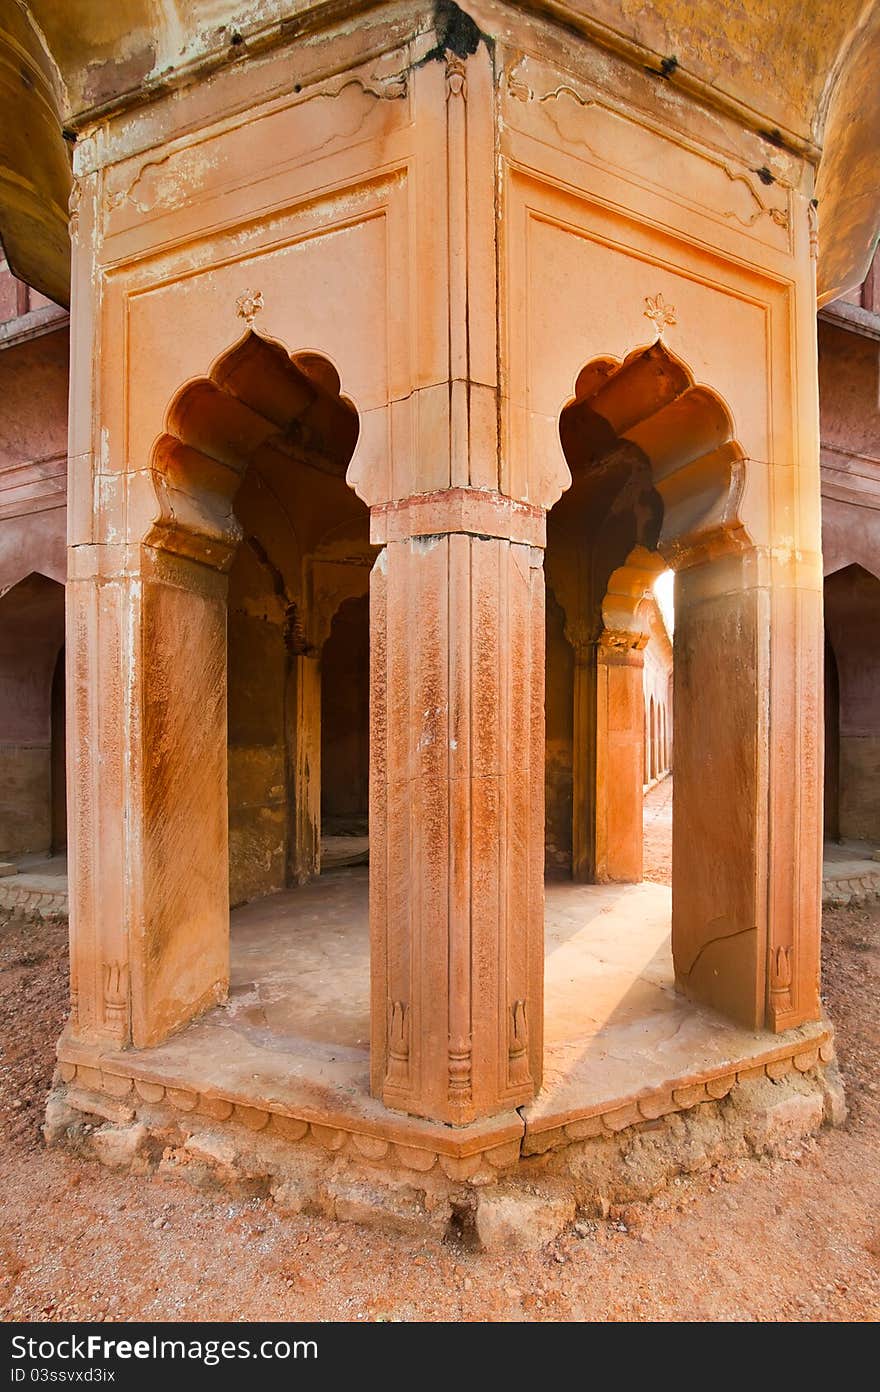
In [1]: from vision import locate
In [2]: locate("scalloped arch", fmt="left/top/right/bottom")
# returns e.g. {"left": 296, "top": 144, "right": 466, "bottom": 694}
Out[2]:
{"left": 145, "top": 330, "right": 361, "bottom": 572}
{"left": 558, "top": 339, "right": 752, "bottom": 569}
{"left": 601, "top": 545, "right": 668, "bottom": 645}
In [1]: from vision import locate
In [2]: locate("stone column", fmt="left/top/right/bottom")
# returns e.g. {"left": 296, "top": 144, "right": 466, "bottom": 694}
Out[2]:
{"left": 369, "top": 490, "right": 546, "bottom": 1125}
{"left": 67, "top": 544, "right": 229, "bottom": 1049}
{"left": 671, "top": 548, "right": 822, "bottom": 1031}
{"left": 569, "top": 629, "right": 595, "bottom": 884}
{"left": 594, "top": 631, "right": 645, "bottom": 884}
{"left": 567, "top": 622, "right": 646, "bottom": 885}
{"left": 290, "top": 653, "right": 321, "bottom": 885}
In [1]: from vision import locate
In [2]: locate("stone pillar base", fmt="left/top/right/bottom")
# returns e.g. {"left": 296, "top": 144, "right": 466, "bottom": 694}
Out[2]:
{"left": 46, "top": 1019, "right": 840, "bottom": 1247}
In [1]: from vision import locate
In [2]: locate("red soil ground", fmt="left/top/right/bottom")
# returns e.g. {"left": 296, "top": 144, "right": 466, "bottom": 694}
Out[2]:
{"left": 1, "top": 832, "right": 878, "bottom": 1321}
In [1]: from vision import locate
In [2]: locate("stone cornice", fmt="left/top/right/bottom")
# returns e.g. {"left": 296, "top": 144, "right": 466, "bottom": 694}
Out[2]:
{"left": 818, "top": 299, "right": 880, "bottom": 343}
{"left": 62, "top": 0, "right": 821, "bottom": 169}
{"left": 0, "top": 303, "right": 68, "bottom": 350}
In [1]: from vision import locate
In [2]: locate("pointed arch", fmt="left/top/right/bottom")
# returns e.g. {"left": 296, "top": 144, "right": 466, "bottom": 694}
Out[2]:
{"left": 0, "top": 571, "right": 65, "bottom": 856}
{"left": 558, "top": 340, "right": 751, "bottom": 568}
{"left": 146, "top": 331, "right": 361, "bottom": 571}
{"left": 824, "top": 563, "right": 880, "bottom": 842}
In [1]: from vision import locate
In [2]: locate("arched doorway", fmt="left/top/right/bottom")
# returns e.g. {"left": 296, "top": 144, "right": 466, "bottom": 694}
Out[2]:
{"left": 824, "top": 633, "right": 841, "bottom": 842}
{"left": 111, "top": 331, "right": 374, "bottom": 1048}
{"left": 50, "top": 645, "right": 66, "bottom": 853}
{"left": 0, "top": 572, "right": 65, "bottom": 859}
{"left": 824, "top": 564, "right": 880, "bottom": 843}
{"left": 543, "top": 338, "right": 774, "bottom": 1029}
{"left": 209, "top": 342, "right": 373, "bottom": 908}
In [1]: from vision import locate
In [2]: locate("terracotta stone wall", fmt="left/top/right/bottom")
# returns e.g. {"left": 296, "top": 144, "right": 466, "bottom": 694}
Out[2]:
{"left": 839, "top": 739, "right": 880, "bottom": 840}
{"left": 50, "top": 646, "right": 66, "bottom": 851}
{"left": 0, "top": 746, "right": 49, "bottom": 854}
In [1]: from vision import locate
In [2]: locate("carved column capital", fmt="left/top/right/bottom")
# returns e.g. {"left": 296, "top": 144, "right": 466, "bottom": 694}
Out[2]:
{"left": 68, "top": 178, "right": 82, "bottom": 245}
{"left": 445, "top": 52, "right": 467, "bottom": 98}
{"left": 808, "top": 199, "right": 819, "bottom": 261}
{"left": 597, "top": 627, "right": 649, "bottom": 663}
{"left": 370, "top": 488, "right": 546, "bottom": 548}
{"left": 563, "top": 618, "right": 597, "bottom": 663}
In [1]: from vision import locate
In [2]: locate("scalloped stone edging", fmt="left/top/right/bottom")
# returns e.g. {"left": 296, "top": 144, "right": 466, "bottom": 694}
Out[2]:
{"left": 44, "top": 1047, "right": 844, "bottom": 1248}
{"left": 49, "top": 1027, "right": 841, "bottom": 1187}
{"left": 822, "top": 872, "right": 880, "bottom": 908}
{"left": 0, "top": 881, "right": 68, "bottom": 917}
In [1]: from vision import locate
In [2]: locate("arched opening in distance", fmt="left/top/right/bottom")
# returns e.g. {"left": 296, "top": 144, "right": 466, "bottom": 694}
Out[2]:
{"left": 50, "top": 645, "right": 66, "bottom": 853}
{"left": 0, "top": 572, "right": 65, "bottom": 861}
{"left": 824, "top": 633, "right": 840, "bottom": 842}
{"left": 542, "top": 338, "right": 757, "bottom": 1046}
{"left": 823, "top": 564, "right": 880, "bottom": 845}
{"left": 544, "top": 339, "right": 740, "bottom": 887}
{"left": 642, "top": 565, "right": 674, "bottom": 875}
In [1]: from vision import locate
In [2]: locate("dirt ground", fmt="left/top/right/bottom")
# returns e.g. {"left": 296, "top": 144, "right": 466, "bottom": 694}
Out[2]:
{"left": 1, "top": 864, "right": 879, "bottom": 1321}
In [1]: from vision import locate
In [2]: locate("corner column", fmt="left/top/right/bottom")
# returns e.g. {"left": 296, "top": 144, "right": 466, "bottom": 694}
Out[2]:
{"left": 594, "top": 632, "right": 646, "bottom": 883}
{"left": 290, "top": 653, "right": 321, "bottom": 884}
{"left": 67, "top": 543, "right": 229, "bottom": 1050}
{"left": 671, "top": 547, "right": 822, "bottom": 1031}
{"left": 369, "top": 490, "right": 546, "bottom": 1124}
{"left": 569, "top": 628, "right": 595, "bottom": 884}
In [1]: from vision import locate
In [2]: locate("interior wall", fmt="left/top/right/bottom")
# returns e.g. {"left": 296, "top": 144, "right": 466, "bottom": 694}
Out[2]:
{"left": 0, "top": 325, "right": 69, "bottom": 591}
{"left": 321, "top": 593, "right": 369, "bottom": 836}
{"left": 226, "top": 535, "right": 289, "bottom": 908}
{"left": 544, "top": 585, "right": 574, "bottom": 875}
